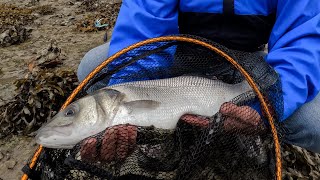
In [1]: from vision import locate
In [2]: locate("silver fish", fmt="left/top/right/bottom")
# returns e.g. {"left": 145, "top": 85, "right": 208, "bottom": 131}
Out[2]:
{"left": 35, "top": 76, "right": 252, "bottom": 149}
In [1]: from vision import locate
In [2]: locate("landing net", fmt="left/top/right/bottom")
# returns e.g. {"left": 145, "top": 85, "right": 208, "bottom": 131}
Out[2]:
{"left": 22, "top": 35, "right": 284, "bottom": 180}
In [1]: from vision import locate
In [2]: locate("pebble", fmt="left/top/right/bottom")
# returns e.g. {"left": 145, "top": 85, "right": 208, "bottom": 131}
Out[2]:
{"left": 74, "top": 2, "right": 82, "bottom": 6}
{"left": 5, "top": 153, "right": 10, "bottom": 161}
{"left": 5, "top": 160, "right": 17, "bottom": 169}
{"left": 61, "top": 19, "right": 74, "bottom": 26}
{"left": 60, "top": 20, "right": 67, "bottom": 26}
{"left": 34, "top": 19, "right": 43, "bottom": 26}
{"left": 47, "top": 53, "right": 59, "bottom": 60}
{"left": 32, "top": 13, "right": 41, "bottom": 18}
{"left": 109, "top": 0, "right": 122, "bottom": 4}
{"left": 68, "top": 1, "right": 75, "bottom": 6}
{"left": 29, "top": 140, "right": 37, "bottom": 147}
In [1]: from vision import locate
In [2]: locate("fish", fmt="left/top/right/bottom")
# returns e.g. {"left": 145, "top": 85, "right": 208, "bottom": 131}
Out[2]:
{"left": 35, "top": 76, "right": 252, "bottom": 149}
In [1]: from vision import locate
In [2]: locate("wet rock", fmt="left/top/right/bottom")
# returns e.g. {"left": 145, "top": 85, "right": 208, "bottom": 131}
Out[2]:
{"left": 32, "top": 41, "right": 64, "bottom": 69}
{"left": 5, "top": 160, "right": 17, "bottom": 169}
{"left": 0, "top": 26, "right": 32, "bottom": 47}
{"left": 0, "top": 30, "right": 12, "bottom": 47}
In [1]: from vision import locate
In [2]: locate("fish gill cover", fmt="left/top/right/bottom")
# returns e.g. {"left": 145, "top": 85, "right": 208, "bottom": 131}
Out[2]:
{"left": 25, "top": 35, "right": 286, "bottom": 179}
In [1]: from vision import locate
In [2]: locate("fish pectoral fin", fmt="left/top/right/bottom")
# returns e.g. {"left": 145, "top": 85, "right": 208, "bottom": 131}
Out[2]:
{"left": 123, "top": 100, "right": 160, "bottom": 113}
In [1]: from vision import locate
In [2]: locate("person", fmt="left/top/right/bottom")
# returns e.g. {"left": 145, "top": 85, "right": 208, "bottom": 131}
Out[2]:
{"left": 77, "top": 0, "right": 320, "bottom": 161}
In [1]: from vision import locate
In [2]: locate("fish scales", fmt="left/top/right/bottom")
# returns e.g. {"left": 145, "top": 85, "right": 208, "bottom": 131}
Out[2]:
{"left": 109, "top": 76, "right": 252, "bottom": 129}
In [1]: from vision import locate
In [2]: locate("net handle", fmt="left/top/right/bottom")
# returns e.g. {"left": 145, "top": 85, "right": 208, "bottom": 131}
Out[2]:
{"left": 22, "top": 36, "right": 282, "bottom": 180}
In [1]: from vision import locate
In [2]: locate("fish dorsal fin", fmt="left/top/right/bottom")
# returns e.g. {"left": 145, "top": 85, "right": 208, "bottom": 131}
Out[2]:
{"left": 123, "top": 100, "right": 160, "bottom": 114}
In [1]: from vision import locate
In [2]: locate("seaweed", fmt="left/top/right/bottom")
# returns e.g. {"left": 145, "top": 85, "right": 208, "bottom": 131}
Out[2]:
{"left": 0, "top": 42, "right": 79, "bottom": 138}
{"left": 0, "top": 3, "right": 56, "bottom": 47}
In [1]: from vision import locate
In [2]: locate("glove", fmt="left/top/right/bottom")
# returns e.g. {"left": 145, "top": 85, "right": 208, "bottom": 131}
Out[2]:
{"left": 220, "top": 102, "right": 266, "bottom": 135}
{"left": 80, "top": 124, "right": 137, "bottom": 162}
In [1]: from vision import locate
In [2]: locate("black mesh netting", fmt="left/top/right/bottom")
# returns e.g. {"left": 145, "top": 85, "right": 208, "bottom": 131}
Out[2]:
{"left": 25, "top": 35, "right": 284, "bottom": 180}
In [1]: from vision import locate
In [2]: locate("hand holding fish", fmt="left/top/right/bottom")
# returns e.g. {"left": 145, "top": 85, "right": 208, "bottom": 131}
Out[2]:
{"left": 181, "top": 102, "right": 265, "bottom": 132}
{"left": 220, "top": 102, "right": 266, "bottom": 134}
{"left": 80, "top": 124, "right": 137, "bottom": 162}
{"left": 79, "top": 115, "right": 210, "bottom": 162}
{"left": 80, "top": 103, "right": 265, "bottom": 162}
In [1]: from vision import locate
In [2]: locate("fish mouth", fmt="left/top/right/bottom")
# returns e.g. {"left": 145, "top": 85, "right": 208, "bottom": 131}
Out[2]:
{"left": 36, "top": 141, "right": 75, "bottom": 149}
{"left": 36, "top": 125, "right": 73, "bottom": 137}
{"left": 35, "top": 126, "right": 73, "bottom": 144}
{"left": 35, "top": 128, "right": 77, "bottom": 149}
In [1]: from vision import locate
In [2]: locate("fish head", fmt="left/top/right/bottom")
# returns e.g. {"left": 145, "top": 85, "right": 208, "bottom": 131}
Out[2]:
{"left": 35, "top": 88, "right": 123, "bottom": 149}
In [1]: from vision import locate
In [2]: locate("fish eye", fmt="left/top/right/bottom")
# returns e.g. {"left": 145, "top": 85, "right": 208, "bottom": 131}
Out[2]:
{"left": 65, "top": 109, "right": 75, "bottom": 116}
{"left": 64, "top": 105, "right": 78, "bottom": 117}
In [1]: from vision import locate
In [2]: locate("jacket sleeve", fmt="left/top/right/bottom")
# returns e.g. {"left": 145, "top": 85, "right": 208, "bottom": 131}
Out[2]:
{"left": 106, "top": 0, "right": 179, "bottom": 85}
{"left": 108, "top": 0, "right": 179, "bottom": 56}
{"left": 266, "top": 0, "right": 320, "bottom": 121}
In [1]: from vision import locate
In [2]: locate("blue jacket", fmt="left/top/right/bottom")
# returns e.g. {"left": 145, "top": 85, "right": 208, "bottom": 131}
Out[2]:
{"left": 107, "top": 0, "right": 320, "bottom": 121}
